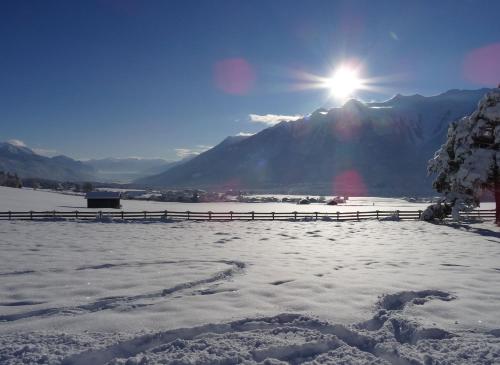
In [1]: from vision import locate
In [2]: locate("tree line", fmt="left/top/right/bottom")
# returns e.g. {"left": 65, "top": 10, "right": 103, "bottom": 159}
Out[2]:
{"left": 0, "top": 171, "right": 94, "bottom": 192}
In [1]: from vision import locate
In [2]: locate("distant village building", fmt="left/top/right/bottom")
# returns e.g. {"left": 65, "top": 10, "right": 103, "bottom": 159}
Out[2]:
{"left": 85, "top": 191, "right": 121, "bottom": 209}
{"left": 122, "top": 190, "right": 147, "bottom": 199}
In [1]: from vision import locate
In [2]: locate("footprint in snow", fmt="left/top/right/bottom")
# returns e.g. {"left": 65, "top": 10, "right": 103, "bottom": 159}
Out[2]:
{"left": 270, "top": 279, "right": 295, "bottom": 286}
{"left": 0, "top": 300, "right": 46, "bottom": 306}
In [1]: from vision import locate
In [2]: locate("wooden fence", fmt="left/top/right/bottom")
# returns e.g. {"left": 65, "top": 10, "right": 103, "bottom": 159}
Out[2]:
{"left": 0, "top": 209, "right": 496, "bottom": 222}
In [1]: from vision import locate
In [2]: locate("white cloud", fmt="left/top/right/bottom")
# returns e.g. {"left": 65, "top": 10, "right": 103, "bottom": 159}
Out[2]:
{"left": 175, "top": 145, "right": 213, "bottom": 159}
{"left": 236, "top": 132, "right": 255, "bottom": 137}
{"left": 175, "top": 149, "right": 197, "bottom": 158}
{"left": 7, "top": 139, "right": 27, "bottom": 147}
{"left": 248, "top": 114, "right": 303, "bottom": 125}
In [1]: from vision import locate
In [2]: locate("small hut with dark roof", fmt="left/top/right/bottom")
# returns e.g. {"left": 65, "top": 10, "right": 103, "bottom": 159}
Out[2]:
{"left": 85, "top": 191, "right": 121, "bottom": 209}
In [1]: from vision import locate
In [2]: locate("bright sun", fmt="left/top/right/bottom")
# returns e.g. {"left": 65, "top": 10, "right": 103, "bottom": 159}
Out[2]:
{"left": 324, "top": 66, "right": 362, "bottom": 99}
{"left": 290, "top": 61, "right": 376, "bottom": 98}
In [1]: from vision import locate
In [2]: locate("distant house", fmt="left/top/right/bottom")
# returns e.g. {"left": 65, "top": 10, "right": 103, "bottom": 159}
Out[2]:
{"left": 85, "top": 191, "right": 121, "bottom": 209}
{"left": 122, "top": 190, "right": 147, "bottom": 199}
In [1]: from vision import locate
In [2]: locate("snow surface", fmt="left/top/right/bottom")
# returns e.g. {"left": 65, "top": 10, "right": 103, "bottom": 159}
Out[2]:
{"left": 0, "top": 187, "right": 499, "bottom": 364}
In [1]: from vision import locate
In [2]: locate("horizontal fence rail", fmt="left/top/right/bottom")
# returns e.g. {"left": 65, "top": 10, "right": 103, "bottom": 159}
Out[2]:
{"left": 0, "top": 209, "right": 495, "bottom": 222}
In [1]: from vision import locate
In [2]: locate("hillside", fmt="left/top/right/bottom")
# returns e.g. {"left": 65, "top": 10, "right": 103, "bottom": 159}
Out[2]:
{"left": 137, "top": 88, "right": 491, "bottom": 195}
{"left": 0, "top": 142, "right": 96, "bottom": 182}
{"left": 0, "top": 143, "right": 183, "bottom": 183}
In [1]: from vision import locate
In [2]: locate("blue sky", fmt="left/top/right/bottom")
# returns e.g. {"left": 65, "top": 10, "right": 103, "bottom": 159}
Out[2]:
{"left": 0, "top": 0, "right": 499, "bottom": 160}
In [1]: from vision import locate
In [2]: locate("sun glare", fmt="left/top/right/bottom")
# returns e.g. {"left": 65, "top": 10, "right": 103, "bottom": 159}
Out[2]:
{"left": 290, "top": 60, "right": 388, "bottom": 99}
{"left": 324, "top": 67, "right": 362, "bottom": 99}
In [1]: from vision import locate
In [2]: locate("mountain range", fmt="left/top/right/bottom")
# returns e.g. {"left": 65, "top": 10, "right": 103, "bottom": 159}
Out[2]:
{"left": 0, "top": 143, "right": 175, "bottom": 183}
{"left": 136, "top": 88, "right": 492, "bottom": 196}
{"left": 0, "top": 88, "right": 491, "bottom": 195}
{"left": 0, "top": 142, "right": 96, "bottom": 182}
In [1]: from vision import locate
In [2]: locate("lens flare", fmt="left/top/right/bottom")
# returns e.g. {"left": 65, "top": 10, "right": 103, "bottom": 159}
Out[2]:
{"left": 463, "top": 43, "right": 500, "bottom": 86}
{"left": 332, "top": 170, "right": 367, "bottom": 196}
{"left": 214, "top": 58, "right": 255, "bottom": 95}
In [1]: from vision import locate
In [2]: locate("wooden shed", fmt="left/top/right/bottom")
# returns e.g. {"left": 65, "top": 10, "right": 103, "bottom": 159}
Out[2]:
{"left": 85, "top": 191, "right": 121, "bottom": 209}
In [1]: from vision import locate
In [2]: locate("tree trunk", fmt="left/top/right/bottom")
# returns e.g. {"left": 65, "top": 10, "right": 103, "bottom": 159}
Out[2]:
{"left": 496, "top": 179, "right": 500, "bottom": 225}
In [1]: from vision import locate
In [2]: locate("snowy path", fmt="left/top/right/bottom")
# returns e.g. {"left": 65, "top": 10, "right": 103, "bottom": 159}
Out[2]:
{"left": 1, "top": 218, "right": 499, "bottom": 364}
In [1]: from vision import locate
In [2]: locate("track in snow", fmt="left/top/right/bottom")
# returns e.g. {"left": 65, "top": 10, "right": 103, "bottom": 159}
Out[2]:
{"left": 57, "top": 290, "right": 500, "bottom": 365}
{"left": 0, "top": 260, "right": 245, "bottom": 322}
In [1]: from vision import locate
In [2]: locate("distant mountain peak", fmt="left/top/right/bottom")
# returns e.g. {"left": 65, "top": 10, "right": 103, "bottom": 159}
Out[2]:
{"left": 343, "top": 98, "right": 366, "bottom": 110}
{"left": 389, "top": 93, "right": 404, "bottom": 102}
{"left": 0, "top": 140, "right": 95, "bottom": 181}
{"left": 51, "top": 155, "right": 74, "bottom": 161}
{"left": 442, "top": 88, "right": 470, "bottom": 96}
{"left": 386, "top": 93, "right": 426, "bottom": 104}
{"left": 0, "top": 141, "right": 35, "bottom": 155}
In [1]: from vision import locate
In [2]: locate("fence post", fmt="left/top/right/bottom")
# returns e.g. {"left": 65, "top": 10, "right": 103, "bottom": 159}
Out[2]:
{"left": 252, "top": 211, "right": 255, "bottom": 220}
{"left": 208, "top": 211, "right": 212, "bottom": 221}
{"left": 30, "top": 211, "right": 33, "bottom": 220}
{"left": 230, "top": 211, "right": 233, "bottom": 221}
{"left": 418, "top": 210, "right": 422, "bottom": 220}
{"left": 144, "top": 211, "right": 147, "bottom": 219}
{"left": 315, "top": 212, "right": 318, "bottom": 221}
{"left": 99, "top": 211, "right": 102, "bottom": 220}
{"left": 121, "top": 211, "right": 124, "bottom": 220}
{"left": 396, "top": 210, "right": 400, "bottom": 220}
{"left": 187, "top": 211, "right": 190, "bottom": 220}
{"left": 336, "top": 211, "right": 339, "bottom": 221}
{"left": 272, "top": 212, "right": 275, "bottom": 221}
{"left": 376, "top": 210, "right": 379, "bottom": 220}
{"left": 294, "top": 211, "right": 297, "bottom": 221}
{"left": 8, "top": 211, "right": 11, "bottom": 220}
{"left": 356, "top": 211, "right": 359, "bottom": 221}
{"left": 75, "top": 211, "right": 78, "bottom": 220}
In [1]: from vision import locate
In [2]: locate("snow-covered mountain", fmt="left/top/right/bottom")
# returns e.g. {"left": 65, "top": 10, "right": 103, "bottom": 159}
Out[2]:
{"left": 0, "top": 142, "right": 96, "bottom": 182}
{"left": 137, "top": 88, "right": 491, "bottom": 195}
{"left": 0, "top": 141, "right": 186, "bottom": 183}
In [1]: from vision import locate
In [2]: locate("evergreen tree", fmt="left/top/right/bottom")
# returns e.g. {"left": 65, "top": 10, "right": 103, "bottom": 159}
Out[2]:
{"left": 82, "top": 182, "right": 94, "bottom": 193}
{"left": 427, "top": 89, "right": 500, "bottom": 223}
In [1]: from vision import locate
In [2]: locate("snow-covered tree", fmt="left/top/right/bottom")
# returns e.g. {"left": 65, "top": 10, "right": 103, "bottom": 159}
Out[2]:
{"left": 427, "top": 89, "right": 500, "bottom": 223}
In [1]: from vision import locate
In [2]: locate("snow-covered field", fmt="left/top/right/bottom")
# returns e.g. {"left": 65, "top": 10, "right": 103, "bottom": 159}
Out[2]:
{"left": 0, "top": 187, "right": 499, "bottom": 364}
{"left": 0, "top": 186, "right": 495, "bottom": 213}
{"left": 0, "top": 186, "right": 440, "bottom": 213}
